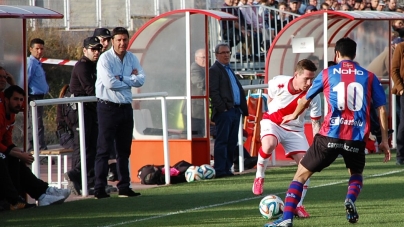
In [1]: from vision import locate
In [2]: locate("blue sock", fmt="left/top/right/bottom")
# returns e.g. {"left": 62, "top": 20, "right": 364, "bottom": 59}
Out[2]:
{"left": 283, "top": 181, "right": 303, "bottom": 220}
{"left": 346, "top": 174, "right": 362, "bottom": 203}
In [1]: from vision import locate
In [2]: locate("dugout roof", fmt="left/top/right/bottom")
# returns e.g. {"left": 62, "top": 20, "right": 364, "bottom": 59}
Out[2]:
{"left": 0, "top": 5, "right": 63, "bottom": 18}
{"left": 266, "top": 11, "right": 404, "bottom": 81}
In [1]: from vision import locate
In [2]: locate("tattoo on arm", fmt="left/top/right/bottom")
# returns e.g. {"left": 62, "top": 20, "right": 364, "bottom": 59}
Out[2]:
{"left": 311, "top": 119, "right": 321, "bottom": 135}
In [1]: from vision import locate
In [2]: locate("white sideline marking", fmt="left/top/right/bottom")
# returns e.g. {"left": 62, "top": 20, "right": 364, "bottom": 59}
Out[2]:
{"left": 101, "top": 169, "right": 404, "bottom": 227}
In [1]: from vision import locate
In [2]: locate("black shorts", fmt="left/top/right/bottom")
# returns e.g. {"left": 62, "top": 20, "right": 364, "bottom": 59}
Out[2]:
{"left": 300, "top": 134, "right": 366, "bottom": 174}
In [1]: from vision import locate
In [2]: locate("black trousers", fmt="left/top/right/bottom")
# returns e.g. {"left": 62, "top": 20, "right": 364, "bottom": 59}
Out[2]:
{"left": 397, "top": 96, "right": 404, "bottom": 162}
{"left": 94, "top": 101, "right": 133, "bottom": 192}
{"left": 69, "top": 104, "right": 98, "bottom": 186}
{"left": 0, "top": 155, "right": 19, "bottom": 204}
{"left": 6, "top": 155, "right": 48, "bottom": 200}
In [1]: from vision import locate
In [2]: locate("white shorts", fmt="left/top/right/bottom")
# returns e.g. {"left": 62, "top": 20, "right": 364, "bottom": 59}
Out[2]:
{"left": 260, "top": 119, "right": 309, "bottom": 158}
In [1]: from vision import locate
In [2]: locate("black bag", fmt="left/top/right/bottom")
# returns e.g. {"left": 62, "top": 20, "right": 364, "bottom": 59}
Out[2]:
{"left": 137, "top": 165, "right": 164, "bottom": 185}
{"left": 137, "top": 160, "right": 192, "bottom": 185}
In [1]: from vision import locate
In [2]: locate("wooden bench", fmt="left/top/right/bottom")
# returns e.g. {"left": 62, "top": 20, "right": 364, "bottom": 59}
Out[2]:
{"left": 31, "top": 148, "right": 73, "bottom": 188}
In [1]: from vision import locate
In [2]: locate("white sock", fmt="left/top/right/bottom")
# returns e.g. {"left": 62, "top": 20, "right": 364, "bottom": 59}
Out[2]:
{"left": 298, "top": 178, "right": 310, "bottom": 207}
{"left": 255, "top": 153, "right": 270, "bottom": 178}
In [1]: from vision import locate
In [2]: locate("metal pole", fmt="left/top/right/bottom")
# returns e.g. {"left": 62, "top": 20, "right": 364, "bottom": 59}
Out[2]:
{"left": 77, "top": 102, "right": 88, "bottom": 197}
{"left": 186, "top": 11, "right": 192, "bottom": 140}
{"left": 238, "top": 116, "right": 244, "bottom": 172}
{"left": 154, "top": 0, "right": 160, "bottom": 16}
{"left": 31, "top": 103, "right": 40, "bottom": 177}
{"left": 126, "top": 0, "right": 131, "bottom": 29}
{"left": 64, "top": 0, "right": 70, "bottom": 30}
{"left": 96, "top": 0, "right": 101, "bottom": 27}
{"left": 160, "top": 97, "right": 170, "bottom": 185}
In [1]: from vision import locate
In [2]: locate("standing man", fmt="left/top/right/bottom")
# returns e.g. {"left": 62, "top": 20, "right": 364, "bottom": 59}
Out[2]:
{"left": 392, "top": 38, "right": 404, "bottom": 165}
{"left": 183, "top": 48, "right": 206, "bottom": 136}
{"left": 209, "top": 43, "right": 248, "bottom": 178}
{"left": 64, "top": 37, "right": 102, "bottom": 195}
{"left": 94, "top": 27, "right": 117, "bottom": 181}
{"left": 93, "top": 28, "right": 112, "bottom": 53}
{"left": 94, "top": 27, "right": 145, "bottom": 199}
{"left": 252, "top": 59, "right": 321, "bottom": 218}
{"left": 265, "top": 37, "right": 390, "bottom": 227}
{"left": 27, "top": 38, "right": 48, "bottom": 151}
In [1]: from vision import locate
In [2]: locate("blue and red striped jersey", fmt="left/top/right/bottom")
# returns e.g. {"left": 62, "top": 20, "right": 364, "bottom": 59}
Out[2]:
{"left": 306, "top": 60, "right": 386, "bottom": 141}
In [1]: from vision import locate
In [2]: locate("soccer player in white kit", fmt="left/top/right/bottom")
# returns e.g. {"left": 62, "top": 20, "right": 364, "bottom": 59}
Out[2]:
{"left": 252, "top": 59, "right": 322, "bottom": 218}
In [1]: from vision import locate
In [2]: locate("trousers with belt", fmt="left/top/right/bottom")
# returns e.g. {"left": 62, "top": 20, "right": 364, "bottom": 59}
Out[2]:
{"left": 94, "top": 100, "right": 134, "bottom": 192}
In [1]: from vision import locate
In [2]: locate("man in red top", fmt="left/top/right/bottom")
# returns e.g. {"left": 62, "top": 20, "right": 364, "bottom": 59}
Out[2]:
{"left": 0, "top": 85, "right": 71, "bottom": 209}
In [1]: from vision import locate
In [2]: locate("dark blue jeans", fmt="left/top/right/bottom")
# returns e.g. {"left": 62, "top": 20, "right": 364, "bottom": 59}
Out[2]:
{"left": 213, "top": 107, "right": 241, "bottom": 176}
{"left": 94, "top": 101, "right": 134, "bottom": 192}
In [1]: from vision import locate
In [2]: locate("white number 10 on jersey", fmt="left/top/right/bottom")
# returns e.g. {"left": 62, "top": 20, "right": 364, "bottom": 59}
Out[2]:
{"left": 332, "top": 82, "right": 364, "bottom": 111}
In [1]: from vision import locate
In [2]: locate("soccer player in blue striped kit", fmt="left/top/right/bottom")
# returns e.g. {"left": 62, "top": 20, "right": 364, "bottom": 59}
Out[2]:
{"left": 264, "top": 37, "right": 391, "bottom": 227}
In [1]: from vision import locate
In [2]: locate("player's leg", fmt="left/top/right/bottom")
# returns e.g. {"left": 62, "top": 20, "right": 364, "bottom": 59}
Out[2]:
{"left": 341, "top": 142, "right": 366, "bottom": 224}
{"left": 253, "top": 120, "right": 279, "bottom": 195}
{"left": 264, "top": 163, "right": 313, "bottom": 227}
{"left": 265, "top": 135, "right": 337, "bottom": 227}
{"left": 285, "top": 132, "right": 311, "bottom": 218}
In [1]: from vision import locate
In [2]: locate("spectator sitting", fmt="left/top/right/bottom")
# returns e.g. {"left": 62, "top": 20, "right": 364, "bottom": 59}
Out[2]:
{"left": 289, "top": 0, "right": 303, "bottom": 15}
{"left": 221, "top": 0, "right": 246, "bottom": 50}
{"left": 376, "top": 0, "right": 385, "bottom": 10}
{"left": 353, "top": 0, "right": 362, "bottom": 10}
{"left": 370, "top": 0, "right": 379, "bottom": 10}
{"left": 385, "top": 0, "right": 397, "bottom": 11}
{"left": 321, "top": 2, "right": 331, "bottom": 10}
{"left": 341, "top": 4, "right": 351, "bottom": 10}
{"left": 305, "top": 5, "right": 318, "bottom": 13}
{"left": 1, "top": 85, "right": 71, "bottom": 207}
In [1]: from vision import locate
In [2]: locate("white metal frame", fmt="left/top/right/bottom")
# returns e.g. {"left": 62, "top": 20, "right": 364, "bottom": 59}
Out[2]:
{"left": 30, "top": 92, "right": 169, "bottom": 197}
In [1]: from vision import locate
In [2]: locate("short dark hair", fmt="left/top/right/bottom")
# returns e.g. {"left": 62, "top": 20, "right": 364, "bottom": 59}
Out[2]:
{"left": 4, "top": 85, "right": 25, "bottom": 99}
{"left": 295, "top": 59, "right": 317, "bottom": 74}
{"left": 214, "top": 43, "right": 230, "bottom": 54}
{"left": 111, "top": 27, "right": 129, "bottom": 38}
{"left": 30, "top": 38, "right": 45, "bottom": 48}
{"left": 335, "top": 37, "right": 356, "bottom": 60}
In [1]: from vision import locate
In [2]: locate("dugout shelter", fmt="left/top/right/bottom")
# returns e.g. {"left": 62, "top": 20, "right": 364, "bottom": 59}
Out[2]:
{"left": 0, "top": 5, "right": 63, "bottom": 170}
{"left": 127, "top": 9, "right": 237, "bottom": 182}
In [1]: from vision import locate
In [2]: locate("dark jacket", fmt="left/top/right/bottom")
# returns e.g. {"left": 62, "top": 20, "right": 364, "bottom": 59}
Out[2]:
{"left": 209, "top": 61, "right": 248, "bottom": 121}
{"left": 69, "top": 56, "right": 97, "bottom": 111}
{"left": 392, "top": 43, "right": 404, "bottom": 95}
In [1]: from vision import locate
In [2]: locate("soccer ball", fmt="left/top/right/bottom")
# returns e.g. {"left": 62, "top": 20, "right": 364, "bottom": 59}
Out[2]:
{"left": 185, "top": 166, "right": 203, "bottom": 182}
{"left": 259, "top": 195, "right": 284, "bottom": 219}
{"left": 199, "top": 164, "right": 216, "bottom": 179}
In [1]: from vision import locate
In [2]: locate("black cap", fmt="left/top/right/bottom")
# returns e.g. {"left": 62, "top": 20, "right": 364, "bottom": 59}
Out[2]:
{"left": 83, "top": 36, "right": 103, "bottom": 49}
{"left": 305, "top": 5, "right": 318, "bottom": 11}
{"left": 290, "top": 0, "right": 300, "bottom": 3}
{"left": 93, "top": 28, "right": 112, "bottom": 38}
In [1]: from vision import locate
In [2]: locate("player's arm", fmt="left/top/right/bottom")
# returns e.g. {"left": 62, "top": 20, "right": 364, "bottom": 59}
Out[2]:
{"left": 377, "top": 105, "right": 391, "bottom": 162}
{"left": 281, "top": 96, "right": 312, "bottom": 124}
{"left": 311, "top": 118, "right": 321, "bottom": 135}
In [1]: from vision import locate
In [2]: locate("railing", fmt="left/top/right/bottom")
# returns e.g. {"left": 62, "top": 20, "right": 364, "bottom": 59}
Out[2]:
{"left": 30, "top": 92, "right": 169, "bottom": 197}
{"left": 238, "top": 83, "right": 269, "bottom": 172}
{"left": 209, "top": 5, "right": 300, "bottom": 73}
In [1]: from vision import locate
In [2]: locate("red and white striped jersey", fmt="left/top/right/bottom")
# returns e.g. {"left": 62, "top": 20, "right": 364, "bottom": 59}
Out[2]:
{"left": 263, "top": 75, "right": 322, "bottom": 131}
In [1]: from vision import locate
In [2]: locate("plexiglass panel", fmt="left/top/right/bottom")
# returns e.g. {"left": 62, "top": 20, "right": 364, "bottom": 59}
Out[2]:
{"left": 130, "top": 12, "right": 209, "bottom": 139}
{"left": 0, "top": 19, "right": 25, "bottom": 146}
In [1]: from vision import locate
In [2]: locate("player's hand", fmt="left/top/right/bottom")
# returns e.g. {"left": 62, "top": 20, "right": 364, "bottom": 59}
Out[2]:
{"left": 132, "top": 69, "right": 138, "bottom": 75}
{"left": 378, "top": 141, "right": 391, "bottom": 163}
{"left": 19, "top": 152, "right": 34, "bottom": 165}
{"left": 282, "top": 114, "right": 296, "bottom": 124}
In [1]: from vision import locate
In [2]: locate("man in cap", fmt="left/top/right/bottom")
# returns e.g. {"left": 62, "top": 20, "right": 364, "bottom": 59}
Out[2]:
{"left": 93, "top": 27, "right": 118, "bottom": 181}
{"left": 305, "top": 5, "right": 318, "bottom": 13}
{"left": 93, "top": 28, "right": 112, "bottom": 53}
{"left": 376, "top": 0, "right": 386, "bottom": 10}
{"left": 64, "top": 37, "right": 103, "bottom": 195}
